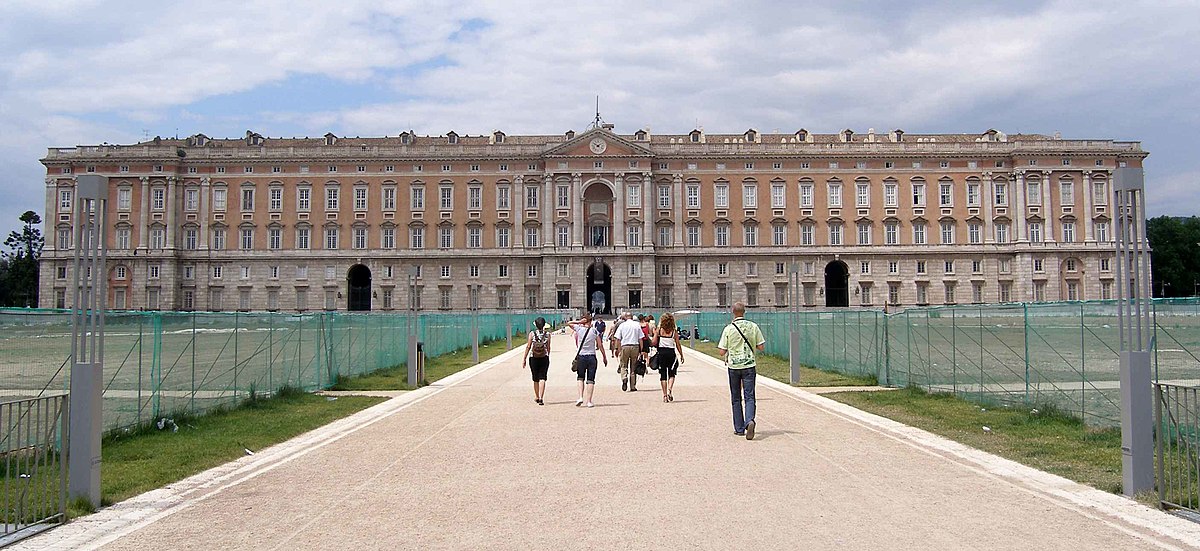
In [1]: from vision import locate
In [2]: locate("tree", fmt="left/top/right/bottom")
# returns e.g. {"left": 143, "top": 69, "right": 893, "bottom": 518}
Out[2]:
{"left": 1, "top": 210, "right": 44, "bottom": 307}
{"left": 1147, "top": 216, "right": 1200, "bottom": 298}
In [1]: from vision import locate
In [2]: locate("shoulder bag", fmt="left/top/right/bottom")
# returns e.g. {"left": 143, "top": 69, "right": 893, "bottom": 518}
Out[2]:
{"left": 570, "top": 325, "right": 591, "bottom": 372}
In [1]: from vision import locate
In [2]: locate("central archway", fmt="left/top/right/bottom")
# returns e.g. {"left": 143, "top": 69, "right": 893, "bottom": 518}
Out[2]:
{"left": 583, "top": 182, "right": 614, "bottom": 247}
{"left": 824, "top": 260, "right": 849, "bottom": 308}
{"left": 347, "top": 264, "right": 372, "bottom": 311}
{"left": 586, "top": 261, "right": 612, "bottom": 315}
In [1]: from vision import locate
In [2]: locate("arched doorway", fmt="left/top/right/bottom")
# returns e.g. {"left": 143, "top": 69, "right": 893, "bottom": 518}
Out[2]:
{"left": 347, "top": 264, "right": 371, "bottom": 311}
{"left": 583, "top": 182, "right": 614, "bottom": 247}
{"left": 586, "top": 261, "right": 612, "bottom": 315}
{"left": 824, "top": 261, "right": 849, "bottom": 307}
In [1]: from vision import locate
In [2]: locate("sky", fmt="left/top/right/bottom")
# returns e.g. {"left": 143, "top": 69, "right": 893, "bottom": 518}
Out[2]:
{"left": 1, "top": 0, "right": 1198, "bottom": 244}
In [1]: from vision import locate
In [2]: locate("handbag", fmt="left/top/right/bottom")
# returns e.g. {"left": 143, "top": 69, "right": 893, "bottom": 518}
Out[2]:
{"left": 635, "top": 357, "right": 647, "bottom": 376}
{"left": 571, "top": 324, "right": 591, "bottom": 372}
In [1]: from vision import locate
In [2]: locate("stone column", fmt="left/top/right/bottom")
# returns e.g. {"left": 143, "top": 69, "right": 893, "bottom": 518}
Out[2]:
{"left": 542, "top": 175, "right": 554, "bottom": 248}
{"left": 1081, "top": 170, "right": 1092, "bottom": 241}
{"left": 673, "top": 173, "right": 684, "bottom": 244}
{"left": 139, "top": 176, "right": 150, "bottom": 250}
{"left": 199, "top": 177, "right": 210, "bottom": 248}
{"left": 983, "top": 173, "right": 995, "bottom": 243}
{"left": 1011, "top": 171, "right": 1025, "bottom": 241}
{"left": 44, "top": 178, "right": 56, "bottom": 250}
{"left": 643, "top": 174, "right": 653, "bottom": 251}
{"left": 1043, "top": 170, "right": 1055, "bottom": 243}
{"left": 514, "top": 175, "right": 524, "bottom": 250}
{"left": 572, "top": 173, "right": 583, "bottom": 247}
{"left": 613, "top": 173, "right": 625, "bottom": 247}
{"left": 165, "top": 176, "right": 177, "bottom": 249}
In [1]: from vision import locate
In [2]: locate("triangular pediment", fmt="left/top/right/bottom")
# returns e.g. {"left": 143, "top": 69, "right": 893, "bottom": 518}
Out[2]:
{"left": 543, "top": 128, "right": 655, "bottom": 157}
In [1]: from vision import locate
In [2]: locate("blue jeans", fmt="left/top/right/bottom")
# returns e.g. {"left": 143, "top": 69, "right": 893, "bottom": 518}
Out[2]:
{"left": 728, "top": 367, "right": 756, "bottom": 433}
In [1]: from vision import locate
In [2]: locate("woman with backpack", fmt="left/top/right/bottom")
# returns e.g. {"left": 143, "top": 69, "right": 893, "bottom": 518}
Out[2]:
{"left": 653, "top": 313, "right": 685, "bottom": 403}
{"left": 522, "top": 317, "right": 552, "bottom": 405}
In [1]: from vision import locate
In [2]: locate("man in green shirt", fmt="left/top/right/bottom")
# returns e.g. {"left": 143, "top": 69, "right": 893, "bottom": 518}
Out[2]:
{"left": 717, "top": 302, "right": 766, "bottom": 440}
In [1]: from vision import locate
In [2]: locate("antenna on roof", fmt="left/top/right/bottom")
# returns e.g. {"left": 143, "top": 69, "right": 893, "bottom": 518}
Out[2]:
{"left": 589, "top": 95, "right": 606, "bottom": 130}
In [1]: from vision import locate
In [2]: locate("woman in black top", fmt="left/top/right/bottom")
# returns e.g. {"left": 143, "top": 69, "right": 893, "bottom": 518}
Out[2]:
{"left": 522, "top": 317, "right": 552, "bottom": 405}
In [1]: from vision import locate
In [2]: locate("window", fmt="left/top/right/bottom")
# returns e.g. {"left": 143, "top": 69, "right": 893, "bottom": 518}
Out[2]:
{"left": 440, "top": 187, "right": 453, "bottom": 210}
{"left": 497, "top": 186, "right": 510, "bottom": 210}
{"left": 148, "top": 264, "right": 160, "bottom": 279}
{"left": 240, "top": 265, "right": 251, "bottom": 279}
{"left": 939, "top": 182, "right": 952, "bottom": 206}
{"left": 828, "top": 224, "right": 843, "bottom": 246}
{"left": 742, "top": 184, "right": 756, "bottom": 208}
{"left": 916, "top": 261, "right": 927, "bottom": 274}
{"left": 440, "top": 265, "right": 451, "bottom": 278}
{"left": 771, "top": 184, "right": 785, "bottom": 208}
{"left": 116, "top": 228, "right": 130, "bottom": 250}
{"left": 470, "top": 164, "right": 480, "bottom": 172}
{"left": 469, "top": 227, "right": 482, "bottom": 248}
{"left": 353, "top": 227, "right": 367, "bottom": 249}
{"left": 184, "top": 229, "right": 198, "bottom": 250}
{"left": 800, "top": 224, "right": 814, "bottom": 246}
{"left": 743, "top": 225, "right": 757, "bottom": 246}
{"left": 717, "top": 284, "right": 729, "bottom": 307}
{"left": 658, "top": 185, "right": 672, "bottom": 209}
{"left": 152, "top": 188, "right": 165, "bottom": 210}
{"left": 775, "top": 262, "right": 786, "bottom": 275}
{"left": 884, "top": 182, "right": 898, "bottom": 207}
{"left": 715, "top": 225, "right": 729, "bottom": 247}
{"left": 940, "top": 161, "right": 950, "bottom": 169}
{"left": 658, "top": 226, "right": 674, "bottom": 247}
{"left": 237, "top": 227, "right": 253, "bottom": 250}
{"left": 856, "top": 183, "right": 870, "bottom": 207}
{"left": 1029, "top": 222, "right": 1043, "bottom": 243}
{"left": 944, "top": 260, "right": 954, "bottom": 274}
{"left": 1095, "top": 221, "right": 1109, "bottom": 242}
{"left": 860, "top": 261, "right": 871, "bottom": 274}
{"left": 888, "top": 283, "right": 900, "bottom": 305}
{"left": 411, "top": 187, "right": 425, "bottom": 210}
{"left": 1000, "top": 281, "right": 1012, "bottom": 302}
{"left": 241, "top": 188, "right": 254, "bottom": 211}
{"left": 442, "top": 164, "right": 452, "bottom": 172}
{"left": 557, "top": 185, "right": 569, "bottom": 208}
{"left": 967, "top": 182, "right": 980, "bottom": 206}
{"left": 354, "top": 187, "right": 368, "bottom": 210}
{"left": 828, "top": 183, "right": 842, "bottom": 207}
{"left": 150, "top": 228, "right": 166, "bottom": 249}
{"left": 525, "top": 226, "right": 539, "bottom": 247}
{"left": 325, "top": 187, "right": 338, "bottom": 210}
{"left": 213, "top": 188, "right": 227, "bottom": 211}
{"left": 296, "top": 265, "right": 308, "bottom": 279}
{"left": 1062, "top": 221, "right": 1076, "bottom": 243}
{"left": 297, "top": 188, "right": 311, "bottom": 211}
{"left": 497, "top": 264, "right": 510, "bottom": 278}
{"left": 121, "top": 165, "right": 130, "bottom": 173}
{"left": 383, "top": 187, "right": 396, "bottom": 210}
{"left": 884, "top": 222, "right": 898, "bottom": 245}
{"left": 627, "top": 184, "right": 642, "bottom": 207}
{"left": 1034, "top": 281, "right": 1046, "bottom": 302}
{"left": 268, "top": 228, "right": 281, "bottom": 249}
{"left": 1065, "top": 258, "right": 1078, "bottom": 272}
{"left": 186, "top": 189, "right": 199, "bottom": 211}
{"left": 911, "top": 182, "right": 925, "bottom": 206}
{"left": 1100, "top": 258, "right": 1111, "bottom": 272}
{"left": 940, "top": 222, "right": 954, "bottom": 244}
{"left": 118, "top": 188, "right": 132, "bottom": 211}
{"left": 1033, "top": 258, "right": 1045, "bottom": 272}
{"left": 297, "top": 227, "right": 311, "bottom": 249}
{"left": 439, "top": 227, "right": 453, "bottom": 249}
{"left": 994, "top": 182, "right": 1008, "bottom": 206}
{"left": 916, "top": 283, "right": 928, "bottom": 305}
{"left": 661, "top": 263, "right": 672, "bottom": 277}
{"left": 527, "top": 264, "right": 538, "bottom": 278}
{"left": 913, "top": 223, "right": 927, "bottom": 245}
{"left": 968, "top": 222, "right": 982, "bottom": 244}
{"left": 212, "top": 228, "right": 226, "bottom": 250}
{"left": 972, "top": 260, "right": 983, "bottom": 274}
{"left": 944, "top": 282, "right": 956, "bottom": 304}
{"left": 829, "top": 162, "right": 839, "bottom": 169}
{"left": 496, "top": 227, "right": 510, "bottom": 248}
{"left": 212, "top": 265, "right": 223, "bottom": 279}
{"left": 1027, "top": 180, "right": 1042, "bottom": 205}
{"left": 525, "top": 186, "right": 539, "bottom": 209}
{"left": 687, "top": 184, "right": 701, "bottom": 209}
{"left": 627, "top": 226, "right": 641, "bottom": 247}
{"left": 1093, "top": 181, "right": 1108, "bottom": 205}
{"left": 772, "top": 225, "right": 786, "bottom": 246}
{"left": 499, "top": 164, "right": 509, "bottom": 171}
{"left": 382, "top": 227, "right": 396, "bottom": 249}
{"left": 972, "top": 282, "right": 984, "bottom": 303}
{"left": 995, "top": 222, "right": 1010, "bottom": 243}
{"left": 715, "top": 184, "right": 729, "bottom": 208}
{"left": 629, "top": 263, "right": 641, "bottom": 277}
{"left": 857, "top": 223, "right": 871, "bottom": 245}
{"left": 245, "top": 166, "right": 254, "bottom": 174}
{"left": 999, "top": 258, "right": 1011, "bottom": 274}
{"left": 269, "top": 188, "right": 282, "bottom": 211}
{"left": 800, "top": 183, "right": 814, "bottom": 207}
{"left": 1102, "top": 281, "right": 1113, "bottom": 300}
{"left": 324, "top": 227, "right": 338, "bottom": 249}
{"left": 1060, "top": 181, "right": 1075, "bottom": 205}
{"left": 889, "top": 260, "right": 899, "bottom": 274}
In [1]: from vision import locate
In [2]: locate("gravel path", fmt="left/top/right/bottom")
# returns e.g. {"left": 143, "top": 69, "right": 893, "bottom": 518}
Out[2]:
{"left": 20, "top": 330, "right": 1200, "bottom": 550}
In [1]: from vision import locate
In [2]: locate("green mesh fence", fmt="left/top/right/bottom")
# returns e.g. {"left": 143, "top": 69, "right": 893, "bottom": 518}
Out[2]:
{"left": 685, "top": 298, "right": 1200, "bottom": 426}
{"left": 0, "top": 309, "right": 568, "bottom": 432}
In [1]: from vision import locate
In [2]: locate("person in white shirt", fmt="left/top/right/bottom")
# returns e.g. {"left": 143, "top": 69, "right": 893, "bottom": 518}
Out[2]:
{"left": 566, "top": 312, "right": 607, "bottom": 408}
{"left": 614, "top": 311, "right": 644, "bottom": 391}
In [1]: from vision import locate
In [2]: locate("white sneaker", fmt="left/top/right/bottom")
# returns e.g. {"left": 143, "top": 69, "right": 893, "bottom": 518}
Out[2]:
{"left": 575, "top": 398, "right": 584, "bottom": 407}
{"left": 585, "top": 402, "right": 594, "bottom": 408}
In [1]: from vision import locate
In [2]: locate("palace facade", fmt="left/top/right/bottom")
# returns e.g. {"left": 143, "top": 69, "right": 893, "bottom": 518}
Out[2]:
{"left": 38, "top": 125, "right": 1145, "bottom": 313}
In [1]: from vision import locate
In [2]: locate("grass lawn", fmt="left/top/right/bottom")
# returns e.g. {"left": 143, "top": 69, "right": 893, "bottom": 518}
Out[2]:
{"left": 686, "top": 340, "right": 878, "bottom": 387}
{"left": 828, "top": 386, "right": 1127, "bottom": 496}
{"left": 78, "top": 388, "right": 383, "bottom": 517}
{"left": 330, "top": 334, "right": 527, "bottom": 391}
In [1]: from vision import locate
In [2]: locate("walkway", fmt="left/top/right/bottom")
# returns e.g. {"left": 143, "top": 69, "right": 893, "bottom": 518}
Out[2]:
{"left": 19, "top": 329, "right": 1200, "bottom": 550}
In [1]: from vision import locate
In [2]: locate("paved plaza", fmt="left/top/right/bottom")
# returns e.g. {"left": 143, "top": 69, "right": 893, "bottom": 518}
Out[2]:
{"left": 18, "top": 330, "right": 1200, "bottom": 550}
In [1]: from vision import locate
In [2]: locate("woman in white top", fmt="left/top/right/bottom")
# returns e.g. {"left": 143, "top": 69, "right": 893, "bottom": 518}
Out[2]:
{"left": 566, "top": 312, "right": 608, "bottom": 407}
{"left": 653, "top": 313, "right": 685, "bottom": 403}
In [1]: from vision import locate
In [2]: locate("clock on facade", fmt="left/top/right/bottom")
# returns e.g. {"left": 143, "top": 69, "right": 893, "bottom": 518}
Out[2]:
{"left": 589, "top": 137, "right": 607, "bottom": 154}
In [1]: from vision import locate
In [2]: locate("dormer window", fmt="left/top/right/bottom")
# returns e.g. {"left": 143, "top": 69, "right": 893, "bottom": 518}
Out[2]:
{"left": 400, "top": 132, "right": 412, "bottom": 145}
{"left": 795, "top": 129, "right": 808, "bottom": 142}
{"left": 565, "top": 130, "right": 575, "bottom": 140}
{"left": 891, "top": 129, "right": 904, "bottom": 142}
{"left": 493, "top": 131, "right": 505, "bottom": 144}
{"left": 744, "top": 129, "right": 757, "bottom": 143}
{"left": 324, "top": 133, "right": 337, "bottom": 146}
{"left": 634, "top": 129, "right": 647, "bottom": 141}
{"left": 689, "top": 129, "right": 702, "bottom": 143}
{"left": 447, "top": 131, "right": 459, "bottom": 144}
{"left": 841, "top": 129, "right": 854, "bottom": 142}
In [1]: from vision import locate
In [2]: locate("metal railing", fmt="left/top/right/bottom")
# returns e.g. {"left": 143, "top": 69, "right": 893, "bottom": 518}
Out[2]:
{"left": 0, "top": 394, "right": 68, "bottom": 544}
{"left": 1156, "top": 383, "right": 1200, "bottom": 512}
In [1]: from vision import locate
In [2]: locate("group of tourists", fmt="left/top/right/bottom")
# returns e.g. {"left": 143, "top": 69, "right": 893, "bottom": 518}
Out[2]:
{"left": 520, "top": 302, "right": 765, "bottom": 440}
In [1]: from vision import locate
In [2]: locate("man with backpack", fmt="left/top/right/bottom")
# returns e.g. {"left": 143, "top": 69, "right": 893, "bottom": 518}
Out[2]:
{"left": 717, "top": 303, "right": 765, "bottom": 440}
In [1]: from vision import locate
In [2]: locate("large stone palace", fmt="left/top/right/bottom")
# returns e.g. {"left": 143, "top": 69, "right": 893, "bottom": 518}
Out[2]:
{"left": 38, "top": 124, "right": 1145, "bottom": 313}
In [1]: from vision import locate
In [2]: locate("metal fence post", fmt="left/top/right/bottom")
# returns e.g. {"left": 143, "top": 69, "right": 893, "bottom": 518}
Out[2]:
{"left": 1023, "top": 302, "right": 1030, "bottom": 404}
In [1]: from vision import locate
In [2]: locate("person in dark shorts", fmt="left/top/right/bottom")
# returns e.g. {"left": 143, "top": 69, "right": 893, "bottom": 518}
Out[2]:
{"left": 523, "top": 317, "right": 552, "bottom": 405}
{"left": 653, "top": 313, "right": 685, "bottom": 403}
{"left": 566, "top": 312, "right": 608, "bottom": 408}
